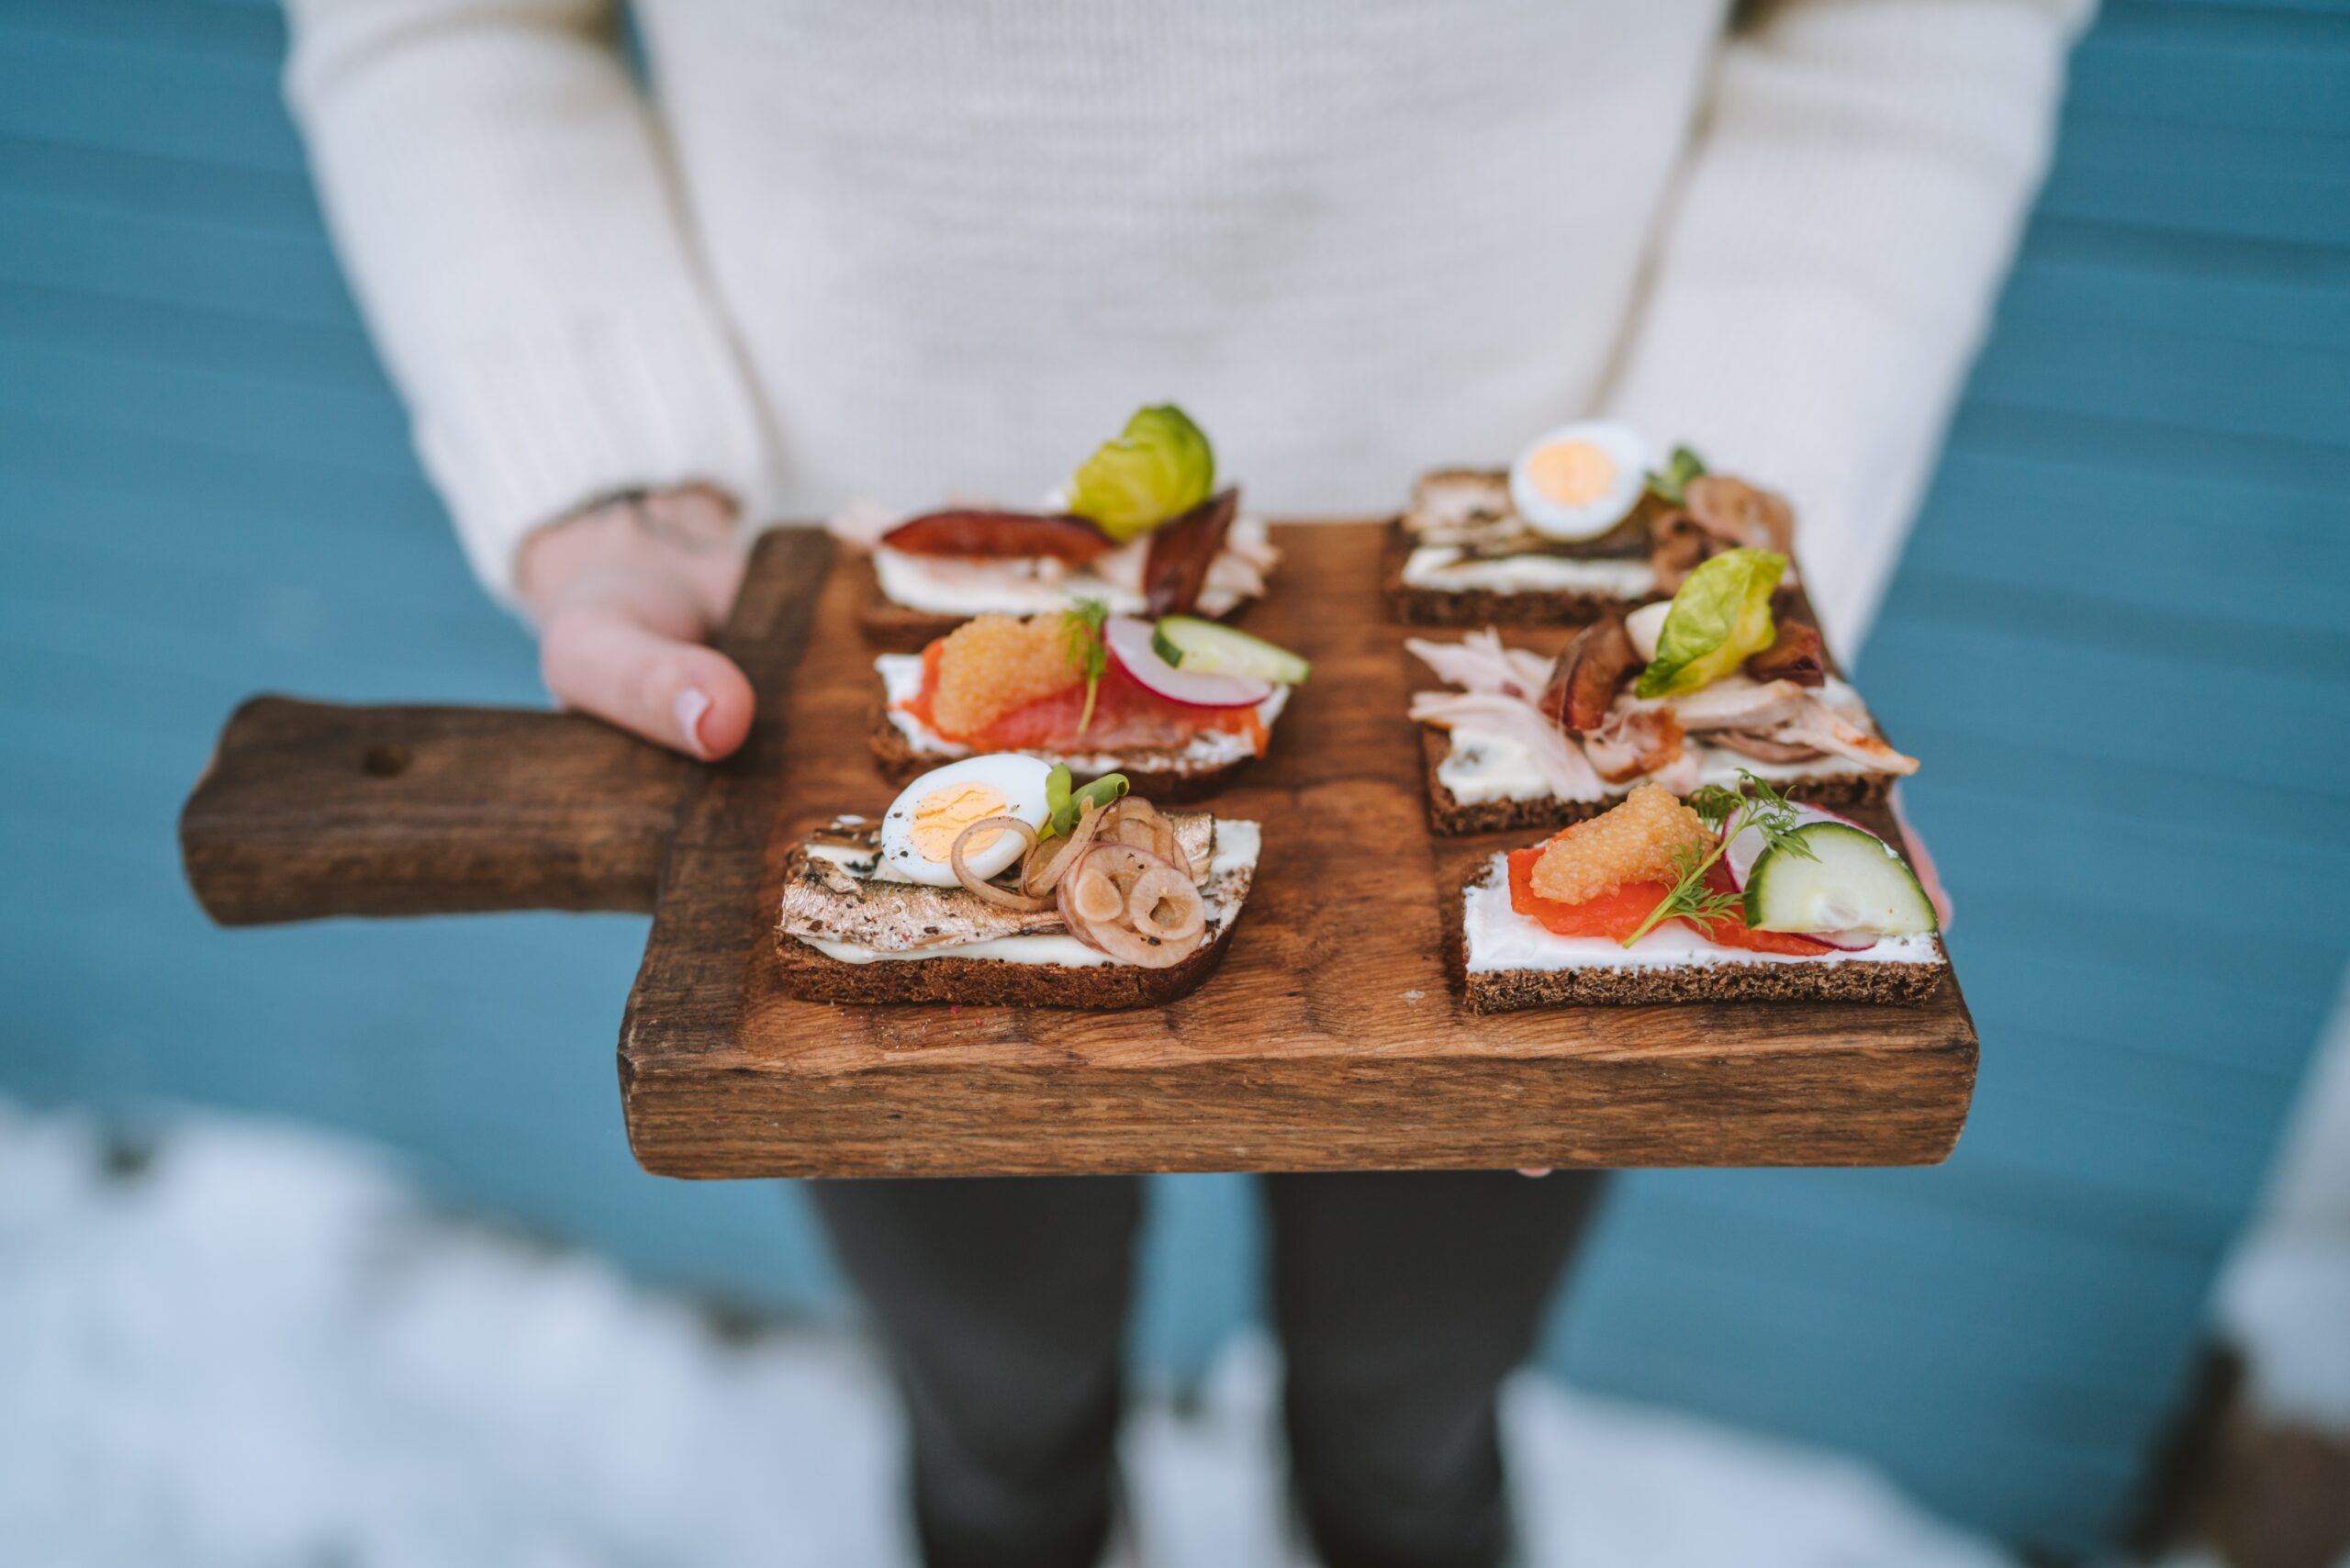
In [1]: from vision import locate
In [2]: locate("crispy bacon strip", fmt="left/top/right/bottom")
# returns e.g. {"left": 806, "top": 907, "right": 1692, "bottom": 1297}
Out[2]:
{"left": 1744, "top": 618, "right": 1826, "bottom": 687}
{"left": 881, "top": 510, "right": 1113, "bottom": 563}
{"left": 1143, "top": 487, "right": 1240, "bottom": 617}
{"left": 1537, "top": 615, "right": 1640, "bottom": 733}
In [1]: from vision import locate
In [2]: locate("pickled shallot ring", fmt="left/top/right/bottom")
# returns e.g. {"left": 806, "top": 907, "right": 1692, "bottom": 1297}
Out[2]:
{"left": 1021, "top": 799, "right": 1105, "bottom": 897}
{"left": 949, "top": 817, "right": 1053, "bottom": 911}
{"left": 882, "top": 510, "right": 1113, "bottom": 564}
{"left": 1056, "top": 842, "right": 1205, "bottom": 969}
{"left": 1125, "top": 864, "right": 1204, "bottom": 946}
{"left": 1101, "top": 797, "right": 1181, "bottom": 869}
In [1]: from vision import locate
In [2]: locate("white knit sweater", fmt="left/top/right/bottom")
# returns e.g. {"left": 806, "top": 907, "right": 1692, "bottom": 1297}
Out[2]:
{"left": 285, "top": 0, "right": 2085, "bottom": 649}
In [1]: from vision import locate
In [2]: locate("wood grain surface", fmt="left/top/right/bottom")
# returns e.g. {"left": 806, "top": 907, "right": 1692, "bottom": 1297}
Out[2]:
{"left": 619, "top": 522, "right": 1979, "bottom": 1178}
{"left": 180, "top": 697, "right": 689, "bottom": 923}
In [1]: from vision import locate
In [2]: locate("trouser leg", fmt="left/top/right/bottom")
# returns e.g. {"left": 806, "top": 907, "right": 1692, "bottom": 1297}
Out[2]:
{"left": 809, "top": 1175, "right": 1143, "bottom": 1568}
{"left": 1265, "top": 1170, "right": 1606, "bottom": 1568}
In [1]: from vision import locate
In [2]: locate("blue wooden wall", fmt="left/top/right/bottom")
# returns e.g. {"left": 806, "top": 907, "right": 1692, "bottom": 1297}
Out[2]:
{"left": 4, "top": 0, "right": 2345, "bottom": 1555}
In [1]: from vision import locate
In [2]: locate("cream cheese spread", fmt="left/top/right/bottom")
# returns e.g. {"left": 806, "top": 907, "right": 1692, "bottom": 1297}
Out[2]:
{"left": 1435, "top": 674, "right": 1887, "bottom": 805}
{"left": 878, "top": 655, "right": 1292, "bottom": 771}
{"left": 1401, "top": 545, "right": 1657, "bottom": 600}
{"left": 1460, "top": 855, "right": 1942, "bottom": 973}
{"left": 800, "top": 822, "right": 1262, "bottom": 966}
{"left": 873, "top": 514, "right": 1272, "bottom": 619}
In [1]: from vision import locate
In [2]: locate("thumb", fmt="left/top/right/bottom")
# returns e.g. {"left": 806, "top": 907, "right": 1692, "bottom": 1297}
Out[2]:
{"left": 539, "top": 601, "right": 756, "bottom": 761}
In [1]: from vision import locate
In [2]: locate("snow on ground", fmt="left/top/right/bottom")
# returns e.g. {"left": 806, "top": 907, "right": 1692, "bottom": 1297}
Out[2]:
{"left": 0, "top": 1096, "right": 2020, "bottom": 1568}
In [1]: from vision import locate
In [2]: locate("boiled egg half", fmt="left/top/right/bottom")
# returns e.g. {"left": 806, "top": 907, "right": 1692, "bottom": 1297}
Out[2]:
{"left": 878, "top": 755, "right": 1056, "bottom": 888}
{"left": 1508, "top": 420, "right": 1649, "bottom": 541}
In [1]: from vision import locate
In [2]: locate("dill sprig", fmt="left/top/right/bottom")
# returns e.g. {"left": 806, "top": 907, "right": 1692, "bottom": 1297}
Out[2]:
{"left": 1061, "top": 598, "right": 1111, "bottom": 734}
{"left": 1618, "top": 770, "right": 1817, "bottom": 947}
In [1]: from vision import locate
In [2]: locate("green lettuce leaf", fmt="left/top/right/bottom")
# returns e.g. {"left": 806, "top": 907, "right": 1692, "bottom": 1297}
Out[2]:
{"left": 1066, "top": 405, "right": 1214, "bottom": 541}
{"left": 1635, "top": 547, "right": 1787, "bottom": 698}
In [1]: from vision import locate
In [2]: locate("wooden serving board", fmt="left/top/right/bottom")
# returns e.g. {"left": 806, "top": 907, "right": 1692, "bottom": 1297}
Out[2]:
{"left": 181, "top": 523, "right": 1976, "bottom": 1178}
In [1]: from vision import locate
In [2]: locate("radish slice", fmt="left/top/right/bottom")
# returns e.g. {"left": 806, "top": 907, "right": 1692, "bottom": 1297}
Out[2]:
{"left": 1722, "top": 802, "right": 1876, "bottom": 891}
{"left": 1803, "top": 928, "right": 1884, "bottom": 953}
{"left": 1104, "top": 616, "right": 1271, "bottom": 709}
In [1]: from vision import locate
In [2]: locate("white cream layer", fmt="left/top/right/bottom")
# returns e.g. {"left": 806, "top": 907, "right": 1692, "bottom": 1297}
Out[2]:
{"left": 1436, "top": 675, "right": 1886, "bottom": 806}
{"left": 801, "top": 821, "right": 1261, "bottom": 966}
{"left": 1437, "top": 729, "right": 1876, "bottom": 806}
{"left": 873, "top": 514, "right": 1270, "bottom": 618}
{"left": 1401, "top": 545, "right": 1657, "bottom": 599}
{"left": 878, "top": 655, "right": 1292, "bottom": 772}
{"left": 1460, "top": 855, "right": 1943, "bottom": 973}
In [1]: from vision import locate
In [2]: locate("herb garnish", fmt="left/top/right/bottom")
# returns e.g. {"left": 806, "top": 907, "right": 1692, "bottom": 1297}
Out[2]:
{"left": 1038, "top": 763, "right": 1129, "bottom": 840}
{"left": 1645, "top": 444, "right": 1707, "bottom": 505}
{"left": 1618, "top": 770, "right": 1816, "bottom": 947}
{"left": 1061, "top": 598, "right": 1111, "bottom": 734}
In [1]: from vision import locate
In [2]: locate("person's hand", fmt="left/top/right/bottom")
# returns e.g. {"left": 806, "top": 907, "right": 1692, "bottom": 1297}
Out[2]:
{"left": 516, "top": 485, "right": 755, "bottom": 760}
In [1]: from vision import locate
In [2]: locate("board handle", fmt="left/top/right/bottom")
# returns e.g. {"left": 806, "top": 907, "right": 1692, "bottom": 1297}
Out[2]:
{"left": 180, "top": 697, "right": 689, "bottom": 924}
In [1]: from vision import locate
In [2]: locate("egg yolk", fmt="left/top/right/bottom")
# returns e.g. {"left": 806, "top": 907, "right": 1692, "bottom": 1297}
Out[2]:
{"left": 1527, "top": 440, "right": 1617, "bottom": 508}
{"left": 908, "top": 782, "right": 1012, "bottom": 861}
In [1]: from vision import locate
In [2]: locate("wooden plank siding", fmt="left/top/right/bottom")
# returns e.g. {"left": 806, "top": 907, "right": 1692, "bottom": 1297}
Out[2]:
{"left": 1, "top": 0, "right": 2344, "bottom": 1552}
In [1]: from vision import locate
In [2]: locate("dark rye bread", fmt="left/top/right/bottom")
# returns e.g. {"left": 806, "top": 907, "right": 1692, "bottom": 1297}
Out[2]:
{"left": 777, "top": 914, "right": 1239, "bottom": 1009}
{"left": 1385, "top": 521, "right": 1642, "bottom": 628}
{"left": 1417, "top": 725, "right": 1891, "bottom": 837}
{"left": 1445, "top": 863, "right": 1945, "bottom": 1013}
{"left": 869, "top": 700, "right": 1253, "bottom": 802}
{"left": 1383, "top": 517, "right": 1659, "bottom": 628}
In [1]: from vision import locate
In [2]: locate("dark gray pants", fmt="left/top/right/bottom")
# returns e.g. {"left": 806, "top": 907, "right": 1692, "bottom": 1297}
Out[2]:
{"left": 811, "top": 1170, "right": 1604, "bottom": 1568}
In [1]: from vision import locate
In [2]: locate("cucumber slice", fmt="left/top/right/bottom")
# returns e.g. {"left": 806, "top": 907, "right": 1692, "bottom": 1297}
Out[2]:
{"left": 1744, "top": 823, "right": 1938, "bottom": 937}
{"left": 1150, "top": 615, "right": 1311, "bottom": 684}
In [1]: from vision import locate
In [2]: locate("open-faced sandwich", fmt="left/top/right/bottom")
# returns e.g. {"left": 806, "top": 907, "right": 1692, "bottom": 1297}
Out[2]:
{"left": 834, "top": 404, "right": 1282, "bottom": 648}
{"left": 1454, "top": 778, "right": 1945, "bottom": 1011}
{"left": 1389, "top": 422, "right": 1793, "bottom": 625}
{"left": 872, "top": 603, "right": 1308, "bottom": 797}
{"left": 1409, "top": 546, "right": 1915, "bottom": 836}
{"left": 778, "top": 754, "right": 1260, "bottom": 1008}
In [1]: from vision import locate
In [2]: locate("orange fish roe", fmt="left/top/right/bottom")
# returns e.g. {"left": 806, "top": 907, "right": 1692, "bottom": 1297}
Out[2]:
{"left": 1529, "top": 783, "right": 1708, "bottom": 906}
{"left": 928, "top": 613, "right": 1082, "bottom": 740}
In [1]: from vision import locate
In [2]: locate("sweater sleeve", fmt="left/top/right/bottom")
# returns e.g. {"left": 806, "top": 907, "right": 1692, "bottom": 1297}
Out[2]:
{"left": 284, "top": 0, "right": 773, "bottom": 605}
{"left": 1600, "top": 0, "right": 2089, "bottom": 654}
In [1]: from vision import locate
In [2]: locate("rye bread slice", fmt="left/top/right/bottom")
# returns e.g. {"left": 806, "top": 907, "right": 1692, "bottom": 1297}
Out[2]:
{"left": 1385, "top": 521, "right": 1642, "bottom": 627}
{"left": 1383, "top": 518, "right": 1660, "bottom": 628}
{"left": 777, "top": 913, "right": 1239, "bottom": 1008}
{"left": 774, "top": 834, "right": 1248, "bottom": 1009}
{"left": 1416, "top": 725, "right": 1891, "bottom": 837}
{"left": 1445, "top": 863, "right": 1945, "bottom": 1012}
{"left": 869, "top": 700, "right": 1256, "bottom": 802}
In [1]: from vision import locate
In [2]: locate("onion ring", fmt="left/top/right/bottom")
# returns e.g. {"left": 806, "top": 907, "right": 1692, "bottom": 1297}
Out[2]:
{"left": 1125, "top": 864, "right": 1205, "bottom": 946}
{"left": 1101, "top": 797, "right": 1182, "bottom": 868}
{"left": 949, "top": 816, "right": 1053, "bottom": 911}
{"left": 1056, "top": 843, "right": 1205, "bottom": 969}
{"left": 1019, "top": 798, "right": 1106, "bottom": 898}
{"left": 1069, "top": 851, "right": 1133, "bottom": 924}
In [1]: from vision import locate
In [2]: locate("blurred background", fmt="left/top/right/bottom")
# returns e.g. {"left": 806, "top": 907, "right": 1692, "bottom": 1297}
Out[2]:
{"left": 4, "top": 1, "right": 2348, "bottom": 1564}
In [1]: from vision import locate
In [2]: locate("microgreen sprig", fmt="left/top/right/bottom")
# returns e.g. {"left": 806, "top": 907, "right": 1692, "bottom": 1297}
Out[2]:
{"left": 1061, "top": 598, "right": 1111, "bottom": 734}
{"left": 1618, "top": 770, "right": 1817, "bottom": 947}
{"left": 1644, "top": 444, "right": 1707, "bottom": 506}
